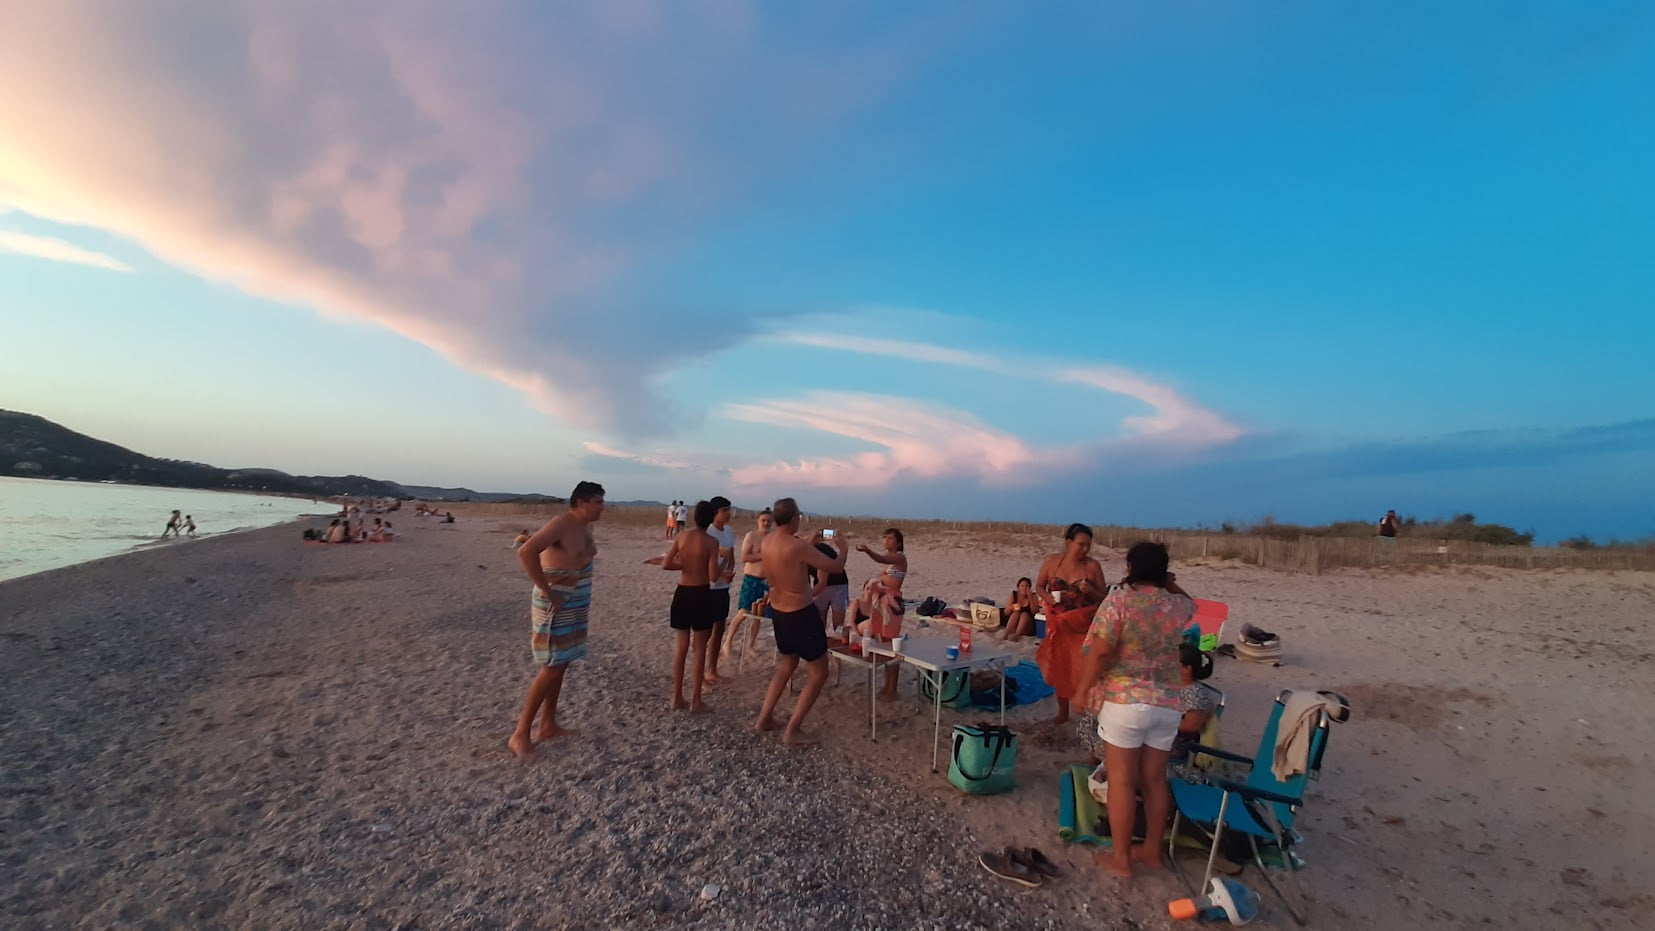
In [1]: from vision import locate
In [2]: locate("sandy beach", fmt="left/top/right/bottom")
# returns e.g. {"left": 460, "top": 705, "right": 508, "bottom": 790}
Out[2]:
{"left": 2, "top": 513, "right": 1651, "bottom": 929}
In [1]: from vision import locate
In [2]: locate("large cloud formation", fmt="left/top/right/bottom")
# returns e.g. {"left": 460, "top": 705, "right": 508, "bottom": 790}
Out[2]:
{"left": 0, "top": 1, "right": 947, "bottom": 434}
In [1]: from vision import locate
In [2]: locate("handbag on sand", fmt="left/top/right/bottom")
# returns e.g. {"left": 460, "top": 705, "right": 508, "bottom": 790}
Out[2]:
{"left": 919, "top": 670, "right": 972, "bottom": 709}
{"left": 948, "top": 723, "right": 1018, "bottom": 795}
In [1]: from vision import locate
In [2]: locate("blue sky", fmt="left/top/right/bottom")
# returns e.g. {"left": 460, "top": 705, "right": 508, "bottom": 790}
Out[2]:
{"left": 1, "top": 2, "right": 1651, "bottom": 541}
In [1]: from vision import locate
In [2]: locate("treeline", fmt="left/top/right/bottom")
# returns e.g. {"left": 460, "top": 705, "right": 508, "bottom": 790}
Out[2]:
{"left": 1222, "top": 512, "right": 1536, "bottom": 547}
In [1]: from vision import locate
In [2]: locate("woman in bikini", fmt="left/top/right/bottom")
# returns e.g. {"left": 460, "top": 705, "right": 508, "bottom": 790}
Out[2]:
{"left": 849, "top": 527, "right": 908, "bottom": 700}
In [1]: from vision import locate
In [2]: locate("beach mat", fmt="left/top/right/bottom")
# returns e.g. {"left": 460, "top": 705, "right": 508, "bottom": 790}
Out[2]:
{"left": 1057, "top": 764, "right": 1108, "bottom": 847}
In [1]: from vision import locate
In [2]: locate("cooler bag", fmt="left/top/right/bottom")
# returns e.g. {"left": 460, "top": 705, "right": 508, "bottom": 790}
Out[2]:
{"left": 947, "top": 723, "right": 1018, "bottom": 795}
{"left": 919, "top": 669, "right": 972, "bottom": 709}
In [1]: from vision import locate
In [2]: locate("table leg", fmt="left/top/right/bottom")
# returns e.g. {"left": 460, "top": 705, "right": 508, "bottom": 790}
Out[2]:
{"left": 869, "top": 661, "right": 877, "bottom": 742}
{"left": 999, "top": 665, "right": 1007, "bottom": 725}
{"left": 931, "top": 670, "right": 944, "bottom": 773}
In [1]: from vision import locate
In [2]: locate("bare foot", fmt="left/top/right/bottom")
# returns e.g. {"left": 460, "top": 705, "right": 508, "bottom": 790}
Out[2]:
{"left": 1042, "top": 714, "right": 1070, "bottom": 728}
{"left": 1131, "top": 845, "right": 1166, "bottom": 873}
{"left": 782, "top": 728, "right": 820, "bottom": 746}
{"left": 754, "top": 716, "right": 783, "bottom": 734}
{"left": 670, "top": 695, "right": 687, "bottom": 711}
{"left": 507, "top": 734, "right": 536, "bottom": 760}
{"left": 705, "top": 672, "right": 723, "bottom": 686}
{"left": 690, "top": 700, "right": 712, "bottom": 713}
{"left": 534, "top": 724, "right": 580, "bottom": 741}
{"left": 1093, "top": 849, "right": 1132, "bottom": 879}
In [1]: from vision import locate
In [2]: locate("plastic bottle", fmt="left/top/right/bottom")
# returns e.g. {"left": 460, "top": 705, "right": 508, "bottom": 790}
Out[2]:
{"left": 1167, "top": 877, "right": 1260, "bottom": 925}
{"left": 960, "top": 625, "right": 973, "bottom": 653}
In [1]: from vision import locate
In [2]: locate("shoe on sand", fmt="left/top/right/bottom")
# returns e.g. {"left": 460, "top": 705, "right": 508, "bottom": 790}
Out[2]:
{"left": 1014, "top": 847, "right": 1063, "bottom": 879}
{"left": 979, "top": 850, "right": 1043, "bottom": 888}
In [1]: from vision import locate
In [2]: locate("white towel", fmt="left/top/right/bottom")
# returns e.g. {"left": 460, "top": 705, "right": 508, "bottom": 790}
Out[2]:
{"left": 1271, "top": 690, "right": 1343, "bottom": 782}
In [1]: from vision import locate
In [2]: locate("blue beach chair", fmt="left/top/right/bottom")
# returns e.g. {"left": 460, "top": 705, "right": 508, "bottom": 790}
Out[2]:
{"left": 1168, "top": 689, "right": 1351, "bottom": 925}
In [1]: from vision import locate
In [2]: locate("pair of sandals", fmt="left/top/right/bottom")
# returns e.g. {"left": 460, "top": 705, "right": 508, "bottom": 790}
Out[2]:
{"left": 978, "top": 846, "right": 1063, "bottom": 888}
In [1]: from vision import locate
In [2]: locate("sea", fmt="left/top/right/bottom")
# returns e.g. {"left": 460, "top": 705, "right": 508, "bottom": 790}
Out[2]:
{"left": 0, "top": 475, "right": 326, "bottom": 582}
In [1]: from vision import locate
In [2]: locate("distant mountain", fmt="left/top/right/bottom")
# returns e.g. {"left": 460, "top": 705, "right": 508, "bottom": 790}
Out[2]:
{"left": 0, "top": 410, "right": 564, "bottom": 503}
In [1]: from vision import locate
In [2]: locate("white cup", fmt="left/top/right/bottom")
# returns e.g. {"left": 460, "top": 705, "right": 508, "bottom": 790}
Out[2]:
{"left": 861, "top": 636, "right": 875, "bottom": 653}
{"left": 1052, "top": 590, "right": 1064, "bottom": 605}
{"left": 893, "top": 636, "right": 906, "bottom": 654}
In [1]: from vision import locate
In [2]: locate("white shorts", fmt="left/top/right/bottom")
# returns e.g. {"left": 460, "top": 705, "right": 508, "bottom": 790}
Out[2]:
{"left": 814, "top": 584, "right": 850, "bottom": 616}
{"left": 1097, "top": 702, "right": 1181, "bottom": 751}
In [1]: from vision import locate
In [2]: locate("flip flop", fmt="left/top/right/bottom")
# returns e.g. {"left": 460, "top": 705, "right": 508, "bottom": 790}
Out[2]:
{"left": 1017, "top": 847, "right": 1063, "bottom": 879}
{"left": 978, "top": 850, "right": 1042, "bottom": 888}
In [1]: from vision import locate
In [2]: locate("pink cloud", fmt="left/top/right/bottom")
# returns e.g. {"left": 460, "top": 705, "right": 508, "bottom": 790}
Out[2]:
{"left": 726, "top": 392, "right": 1048, "bottom": 489}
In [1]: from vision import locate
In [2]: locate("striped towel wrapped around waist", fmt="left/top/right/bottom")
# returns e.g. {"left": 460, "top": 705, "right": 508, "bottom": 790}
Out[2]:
{"left": 531, "top": 561, "right": 593, "bottom": 666}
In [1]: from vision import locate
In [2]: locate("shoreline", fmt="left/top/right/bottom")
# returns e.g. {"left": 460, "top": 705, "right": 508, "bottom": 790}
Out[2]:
{"left": 3, "top": 514, "right": 1651, "bottom": 928}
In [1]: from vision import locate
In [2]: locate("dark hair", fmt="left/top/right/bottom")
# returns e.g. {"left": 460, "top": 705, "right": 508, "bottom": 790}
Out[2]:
{"left": 772, "top": 498, "right": 799, "bottom": 527}
{"left": 1121, "top": 541, "right": 1171, "bottom": 587}
{"left": 1179, "top": 642, "right": 1214, "bottom": 680}
{"left": 1064, "top": 522, "right": 1093, "bottom": 541}
{"left": 1017, "top": 576, "right": 1032, "bottom": 586}
{"left": 570, "top": 481, "right": 606, "bottom": 506}
{"left": 883, "top": 527, "right": 904, "bottom": 551}
{"left": 709, "top": 495, "right": 731, "bottom": 511}
{"left": 693, "top": 500, "right": 716, "bottom": 530}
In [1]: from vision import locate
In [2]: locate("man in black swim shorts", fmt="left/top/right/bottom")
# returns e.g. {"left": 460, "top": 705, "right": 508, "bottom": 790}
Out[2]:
{"left": 650, "top": 500, "right": 721, "bottom": 713}
{"left": 753, "top": 497, "right": 849, "bottom": 746}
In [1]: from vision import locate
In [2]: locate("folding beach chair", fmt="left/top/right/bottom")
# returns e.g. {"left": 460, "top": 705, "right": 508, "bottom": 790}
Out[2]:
{"left": 1189, "top": 598, "right": 1228, "bottom": 652}
{"left": 1168, "top": 689, "right": 1350, "bottom": 925}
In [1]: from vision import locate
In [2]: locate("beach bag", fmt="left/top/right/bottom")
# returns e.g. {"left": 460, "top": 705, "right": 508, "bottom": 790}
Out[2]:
{"left": 968, "top": 670, "right": 1018, "bottom": 708}
{"left": 948, "top": 723, "right": 1018, "bottom": 795}
{"left": 915, "top": 596, "right": 946, "bottom": 616}
{"left": 919, "top": 670, "right": 972, "bottom": 708}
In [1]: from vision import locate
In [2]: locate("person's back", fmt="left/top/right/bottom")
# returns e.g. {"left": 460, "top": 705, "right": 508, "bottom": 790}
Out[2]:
{"left": 674, "top": 528, "right": 718, "bottom": 587}
{"left": 1094, "top": 584, "right": 1193, "bottom": 706}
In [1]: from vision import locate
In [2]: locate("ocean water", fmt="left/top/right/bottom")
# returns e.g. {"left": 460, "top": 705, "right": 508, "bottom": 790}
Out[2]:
{"left": 0, "top": 476, "right": 325, "bottom": 582}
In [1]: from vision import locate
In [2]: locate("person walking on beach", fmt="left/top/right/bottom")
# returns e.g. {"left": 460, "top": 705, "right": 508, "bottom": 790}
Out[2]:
{"left": 704, "top": 496, "right": 736, "bottom": 684}
{"left": 162, "top": 510, "right": 182, "bottom": 538}
{"left": 674, "top": 500, "right": 689, "bottom": 534}
{"left": 648, "top": 500, "right": 720, "bottom": 713}
{"left": 665, "top": 502, "right": 678, "bottom": 539}
{"left": 183, "top": 515, "right": 197, "bottom": 538}
{"left": 754, "top": 498, "right": 848, "bottom": 746}
{"left": 509, "top": 480, "right": 605, "bottom": 760}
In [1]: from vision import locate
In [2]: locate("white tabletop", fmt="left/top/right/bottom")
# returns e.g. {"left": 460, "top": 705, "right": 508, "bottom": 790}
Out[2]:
{"left": 867, "top": 636, "right": 1017, "bottom": 672}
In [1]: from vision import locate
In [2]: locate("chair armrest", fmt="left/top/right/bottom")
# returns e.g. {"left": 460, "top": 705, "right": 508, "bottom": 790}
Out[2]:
{"left": 1184, "top": 743, "right": 1254, "bottom": 765}
{"left": 1210, "top": 777, "right": 1302, "bottom": 808}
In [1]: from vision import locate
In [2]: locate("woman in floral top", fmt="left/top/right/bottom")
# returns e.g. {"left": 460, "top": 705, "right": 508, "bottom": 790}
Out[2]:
{"left": 1073, "top": 541, "right": 1195, "bottom": 878}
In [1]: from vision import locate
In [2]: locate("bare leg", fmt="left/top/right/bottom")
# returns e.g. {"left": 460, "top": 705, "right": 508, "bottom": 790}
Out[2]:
{"left": 784, "top": 657, "right": 829, "bottom": 745}
{"left": 705, "top": 619, "right": 726, "bottom": 683}
{"left": 880, "top": 663, "right": 900, "bottom": 701}
{"left": 534, "top": 665, "right": 577, "bottom": 741}
{"left": 1046, "top": 696, "right": 1071, "bottom": 727}
{"left": 1101, "top": 740, "right": 1140, "bottom": 877}
{"left": 670, "top": 630, "right": 690, "bottom": 710}
{"left": 1134, "top": 745, "right": 1172, "bottom": 871}
{"left": 510, "top": 665, "right": 568, "bottom": 758}
{"left": 689, "top": 629, "right": 712, "bottom": 712}
{"left": 755, "top": 655, "right": 798, "bottom": 733}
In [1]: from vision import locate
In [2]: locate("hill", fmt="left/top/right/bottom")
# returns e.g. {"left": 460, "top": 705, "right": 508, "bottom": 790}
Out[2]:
{"left": 0, "top": 410, "right": 562, "bottom": 503}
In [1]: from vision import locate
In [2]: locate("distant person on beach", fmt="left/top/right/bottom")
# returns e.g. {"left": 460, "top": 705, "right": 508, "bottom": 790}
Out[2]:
{"left": 183, "top": 515, "right": 197, "bottom": 538}
{"left": 369, "top": 521, "right": 394, "bottom": 542}
{"left": 1034, "top": 523, "right": 1109, "bottom": 726}
{"left": 162, "top": 510, "right": 182, "bottom": 538}
{"left": 508, "top": 480, "right": 605, "bottom": 760}
{"left": 1001, "top": 576, "right": 1039, "bottom": 641}
{"left": 1072, "top": 541, "right": 1194, "bottom": 878}
{"left": 1378, "top": 509, "right": 1400, "bottom": 540}
{"left": 847, "top": 528, "right": 908, "bottom": 701}
{"left": 808, "top": 529, "right": 850, "bottom": 635}
{"left": 665, "top": 502, "right": 678, "bottom": 539}
{"left": 443, "top": 511, "right": 455, "bottom": 524}
{"left": 647, "top": 499, "right": 720, "bottom": 713}
{"left": 325, "top": 519, "right": 349, "bottom": 544}
{"left": 674, "top": 501, "right": 688, "bottom": 534}
{"left": 754, "top": 497, "right": 848, "bottom": 746}
{"left": 704, "top": 496, "right": 736, "bottom": 685}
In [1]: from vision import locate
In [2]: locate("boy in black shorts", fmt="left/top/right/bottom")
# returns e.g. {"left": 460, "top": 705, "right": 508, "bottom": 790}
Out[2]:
{"left": 754, "top": 497, "right": 849, "bottom": 745}
{"left": 650, "top": 500, "right": 720, "bottom": 713}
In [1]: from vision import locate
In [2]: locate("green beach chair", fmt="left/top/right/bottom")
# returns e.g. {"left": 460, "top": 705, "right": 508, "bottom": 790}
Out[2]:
{"left": 1167, "top": 689, "right": 1350, "bottom": 925}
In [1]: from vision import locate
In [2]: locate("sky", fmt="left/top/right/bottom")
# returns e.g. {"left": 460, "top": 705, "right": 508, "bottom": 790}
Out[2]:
{"left": 2, "top": 1, "right": 1652, "bottom": 543}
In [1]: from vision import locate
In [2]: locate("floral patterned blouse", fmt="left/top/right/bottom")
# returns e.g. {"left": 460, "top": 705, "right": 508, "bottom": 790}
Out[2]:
{"left": 1081, "top": 584, "right": 1195, "bottom": 709}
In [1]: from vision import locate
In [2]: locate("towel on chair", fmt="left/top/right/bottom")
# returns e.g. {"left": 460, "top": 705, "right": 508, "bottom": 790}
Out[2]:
{"left": 1272, "top": 689, "right": 1344, "bottom": 781}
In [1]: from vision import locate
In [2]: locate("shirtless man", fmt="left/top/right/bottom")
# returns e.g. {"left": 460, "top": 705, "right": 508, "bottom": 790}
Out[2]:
{"left": 733, "top": 509, "right": 775, "bottom": 654}
{"left": 754, "top": 497, "right": 849, "bottom": 746}
{"left": 703, "top": 496, "right": 737, "bottom": 684}
{"left": 508, "top": 481, "right": 605, "bottom": 760}
{"left": 648, "top": 499, "right": 720, "bottom": 712}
